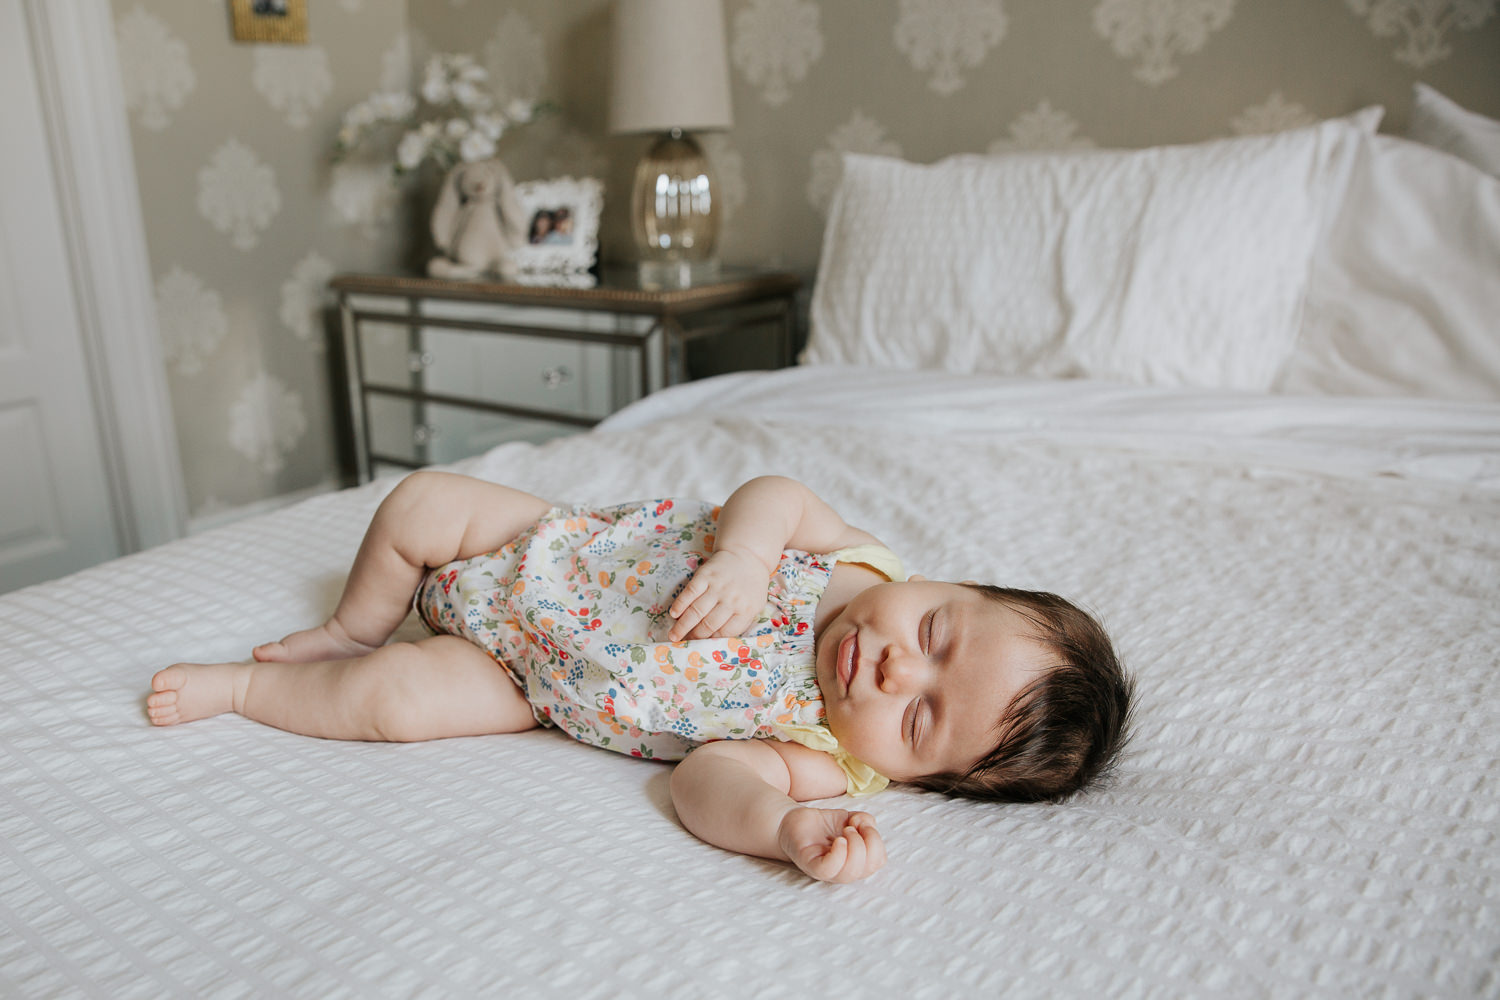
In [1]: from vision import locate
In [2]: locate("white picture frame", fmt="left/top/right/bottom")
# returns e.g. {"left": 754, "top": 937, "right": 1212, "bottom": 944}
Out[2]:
{"left": 509, "top": 176, "right": 603, "bottom": 275}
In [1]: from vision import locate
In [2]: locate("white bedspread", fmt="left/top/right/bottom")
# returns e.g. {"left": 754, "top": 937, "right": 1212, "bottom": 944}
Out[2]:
{"left": 3, "top": 368, "right": 1497, "bottom": 997}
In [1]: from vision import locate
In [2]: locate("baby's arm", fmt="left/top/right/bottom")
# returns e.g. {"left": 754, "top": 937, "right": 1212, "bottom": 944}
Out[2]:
{"left": 669, "top": 476, "right": 881, "bottom": 640}
{"left": 670, "top": 739, "right": 886, "bottom": 883}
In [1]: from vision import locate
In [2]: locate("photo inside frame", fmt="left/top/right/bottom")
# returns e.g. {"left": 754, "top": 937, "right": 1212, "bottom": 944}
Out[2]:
{"left": 526, "top": 205, "right": 578, "bottom": 246}
{"left": 229, "top": 0, "right": 308, "bottom": 44}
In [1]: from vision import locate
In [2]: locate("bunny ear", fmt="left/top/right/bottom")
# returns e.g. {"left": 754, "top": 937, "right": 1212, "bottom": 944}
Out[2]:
{"left": 430, "top": 164, "right": 464, "bottom": 246}
{"left": 492, "top": 163, "right": 527, "bottom": 245}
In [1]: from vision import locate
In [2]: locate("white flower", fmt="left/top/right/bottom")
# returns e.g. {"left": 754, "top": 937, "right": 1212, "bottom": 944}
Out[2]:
{"left": 345, "top": 99, "right": 376, "bottom": 128}
{"left": 459, "top": 130, "right": 497, "bottom": 162}
{"left": 421, "top": 63, "right": 450, "bottom": 104}
{"left": 333, "top": 50, "right": 541, "bottom": 178}
{"left": 452, "top": 79, "right": 487, "bottom": 109}
{"left": 475, "top": 112, "right": 506, "bottom": 140}
{"left": 396, "top": 130, "right": 429, "bottom": 170}
{"left": 505, "top": 97, "right": 534, "bottom": 123}
{"left": 371, "top": 91, "right": 415, "bottom": 119}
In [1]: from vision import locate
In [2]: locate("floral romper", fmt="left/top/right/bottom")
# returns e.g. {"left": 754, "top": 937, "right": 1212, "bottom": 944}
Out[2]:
{"left": 414, "top": 498, "right": 895, "bottom": 795}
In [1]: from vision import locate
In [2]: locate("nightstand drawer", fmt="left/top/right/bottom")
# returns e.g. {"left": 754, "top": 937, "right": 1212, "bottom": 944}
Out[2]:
{"left": 416, "top": 327, "right": 611, "bottom": 418}
{"left": 366, "top": 394, "right": 583, "bottom": 474}
{"left": 334, "top": 270, "right": 800, "bottom": 483}
{"left": 352, "top": 300, "right": 621, "bottom": 418}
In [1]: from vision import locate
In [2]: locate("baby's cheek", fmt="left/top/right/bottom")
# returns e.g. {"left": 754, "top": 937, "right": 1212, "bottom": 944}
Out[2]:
{"left": 826, "top": 709, "right": 871, "bottom": 754}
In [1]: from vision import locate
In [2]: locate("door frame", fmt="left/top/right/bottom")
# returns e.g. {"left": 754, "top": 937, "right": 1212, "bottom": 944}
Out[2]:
{"left": 22, "top": 0, "right": 186, "bottom": 550}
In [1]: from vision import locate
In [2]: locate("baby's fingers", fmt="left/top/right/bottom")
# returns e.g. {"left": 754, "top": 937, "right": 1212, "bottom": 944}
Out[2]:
{"left": 850, "top": 818, "right": 887, "bottom": 874}
{"left": 837, "top": 827, "right": 869, "bottom": 881}
{"left": 798, "top": 828, "right": 882, "bottom": 884}
{"left": 722, "top": 610, "right": 757, "bottom": 639}
{"left": 821, "top": 817, "right": 884, "bottom": 883}
{"left": 796, "top": 834, "right": 847, "bottom": 881}
{"left": 668, "top": 578, "right": 707, "bottom": 619}
{"left": 668, "top": 602, "right": 711, "bottom": 641}
{"left": 687, "top": 603, "right": 753, "bottom": 640}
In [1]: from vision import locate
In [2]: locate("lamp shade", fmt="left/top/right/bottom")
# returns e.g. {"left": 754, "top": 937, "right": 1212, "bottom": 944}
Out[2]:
{"left": 609, "top": 0, "right": 733, "bottom": 134}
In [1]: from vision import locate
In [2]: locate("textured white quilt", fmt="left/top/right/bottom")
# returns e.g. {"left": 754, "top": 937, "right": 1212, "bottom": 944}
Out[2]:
{"left": 3, "top": 369, "right": 1497, "bottom": 998}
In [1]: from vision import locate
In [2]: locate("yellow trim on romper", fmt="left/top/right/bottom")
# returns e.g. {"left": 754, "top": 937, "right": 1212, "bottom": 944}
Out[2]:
{"left": 775, "top": 542, "right": 906, "bottom": 797}
{"left": 777, "top": 723, "right": 891, "bottom": 797}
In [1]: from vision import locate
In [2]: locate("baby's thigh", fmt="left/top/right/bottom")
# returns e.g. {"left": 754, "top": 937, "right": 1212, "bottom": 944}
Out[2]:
{"left": 445, "top": 477, "right": 555, "bottom": 558}
{"left": 376, "top": 634, "right": 538, "bottom": 741}
{"left": 392, "top": 471, "right": 556, "bottom": 564}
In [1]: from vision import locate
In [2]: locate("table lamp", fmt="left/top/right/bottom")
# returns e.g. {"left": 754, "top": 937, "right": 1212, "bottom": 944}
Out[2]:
{"left": 609, "top": 0, "right": 733, "bottom": 287}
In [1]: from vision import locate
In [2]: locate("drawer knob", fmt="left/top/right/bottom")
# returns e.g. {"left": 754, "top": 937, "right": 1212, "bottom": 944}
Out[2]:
{"left": 407, "top": 351, "right": 435, "bottom": 372}
{"left": 412, "top": 423, "right": 440, "bottom": 445}
{"left": 541, "top": 365, "right": 573, "bottom": 388}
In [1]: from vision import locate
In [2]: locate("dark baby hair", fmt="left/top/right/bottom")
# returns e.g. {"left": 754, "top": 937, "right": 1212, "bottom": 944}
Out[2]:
{"left": 913, "top": 585, "right": 1133, "bottom": 803}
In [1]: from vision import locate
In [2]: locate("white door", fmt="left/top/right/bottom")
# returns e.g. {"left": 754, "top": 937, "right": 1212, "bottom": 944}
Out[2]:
{"left": 0, "top": 0, "right": 123, "bottom": 592}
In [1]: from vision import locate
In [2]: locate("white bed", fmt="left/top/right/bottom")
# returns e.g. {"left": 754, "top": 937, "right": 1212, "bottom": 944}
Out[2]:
{"left": 4, "top": 98, "right": 1499, "bottom": 997}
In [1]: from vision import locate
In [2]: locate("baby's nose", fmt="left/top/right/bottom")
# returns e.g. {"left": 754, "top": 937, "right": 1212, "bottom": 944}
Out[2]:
{"left": 877, "top": 645, "right": 924, "bottom": 692}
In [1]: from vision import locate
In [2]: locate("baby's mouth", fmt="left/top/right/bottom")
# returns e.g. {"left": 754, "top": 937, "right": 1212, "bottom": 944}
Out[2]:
{"left": 837, "top": 630, "right": 858, "bottom": 693}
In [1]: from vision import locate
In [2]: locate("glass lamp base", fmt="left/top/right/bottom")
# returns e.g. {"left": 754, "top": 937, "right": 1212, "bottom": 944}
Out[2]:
{"left": 637, "top": 257, "right": 721, "bottom": 290}
{"left": 631, "top": 129, "right": 721, "bottom": 271}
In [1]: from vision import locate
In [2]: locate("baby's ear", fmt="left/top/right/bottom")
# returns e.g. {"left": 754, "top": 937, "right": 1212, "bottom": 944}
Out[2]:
{"left": 909, "top": 573, "right": 927, "bottom": 582}
{"left": 960, "top": 578, "right": 977, "bottom": 585}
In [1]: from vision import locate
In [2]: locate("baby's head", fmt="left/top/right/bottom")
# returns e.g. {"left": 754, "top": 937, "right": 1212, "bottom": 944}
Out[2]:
{"left": 815, "top": 580, "right": 1132, "bottom": 803}
{"left": 924, "top": 584, "right": 1131, "bottom": 802}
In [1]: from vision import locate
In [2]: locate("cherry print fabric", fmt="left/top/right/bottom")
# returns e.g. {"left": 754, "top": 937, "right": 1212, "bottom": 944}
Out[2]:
{"left": 416, "top": 499, "right": 839, "bottom": 763}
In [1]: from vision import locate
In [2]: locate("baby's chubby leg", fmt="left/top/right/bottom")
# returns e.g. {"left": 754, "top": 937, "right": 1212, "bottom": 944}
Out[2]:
{"left": 254, "top": 471, "right": 554, "bottom": 663}
{"left": 148, "top": 635, "right": 538, "bottom": 740}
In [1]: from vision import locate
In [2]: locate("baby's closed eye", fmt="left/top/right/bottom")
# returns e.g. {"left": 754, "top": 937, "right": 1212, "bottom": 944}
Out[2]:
{"left": 904, "top": 698, "right": 928, "bottom": 750}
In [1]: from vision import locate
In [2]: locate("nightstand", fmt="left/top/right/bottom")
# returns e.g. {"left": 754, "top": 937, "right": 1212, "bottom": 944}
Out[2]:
{"left": 331, "top": 267, "right": 800, "bottom": 483}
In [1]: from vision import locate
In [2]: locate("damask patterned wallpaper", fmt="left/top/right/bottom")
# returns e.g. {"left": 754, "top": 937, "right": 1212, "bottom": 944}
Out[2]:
{"left": 109, "top": 0, "right": 1500, "bottom": 522}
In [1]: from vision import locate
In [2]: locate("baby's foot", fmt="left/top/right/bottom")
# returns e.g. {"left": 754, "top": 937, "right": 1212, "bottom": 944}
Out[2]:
{"left": 147, "top": 663, "right": 248, "bottom": 726}
{"left": 252, "top": 620, "right": 376, "bottom": 663}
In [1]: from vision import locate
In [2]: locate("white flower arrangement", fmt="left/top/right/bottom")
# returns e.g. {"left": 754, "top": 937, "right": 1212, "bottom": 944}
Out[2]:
{"left": 334, "top": 53, "right": 541, "bottom": 176}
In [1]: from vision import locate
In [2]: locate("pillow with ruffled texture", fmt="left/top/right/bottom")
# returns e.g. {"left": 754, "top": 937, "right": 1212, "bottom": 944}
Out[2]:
{"left": 1407, "top": 82, "right": 1500, "bottom": 178}
{"left": 1280, "top": 131, "right": 1500, "bottom": 402}
{"left": 804, "top": 109, "right": 1382, "bottom": 392}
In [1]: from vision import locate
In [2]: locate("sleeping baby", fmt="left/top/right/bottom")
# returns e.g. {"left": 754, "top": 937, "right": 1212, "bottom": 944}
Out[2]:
{"left": 148, "top": 472, "right": 1132, "bottom": 883}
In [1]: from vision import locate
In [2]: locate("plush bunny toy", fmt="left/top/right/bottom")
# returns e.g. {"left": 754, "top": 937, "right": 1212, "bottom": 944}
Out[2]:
{"left": 428, "top": 159, "right": 527, "bottom": 280}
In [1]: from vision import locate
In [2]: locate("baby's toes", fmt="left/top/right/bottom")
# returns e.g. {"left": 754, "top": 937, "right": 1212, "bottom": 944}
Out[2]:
{"left": 147, "top": 667, "right": 187, "bottom": 725}
{"left": 146, "top": 690, "right": 179, "bottom": 725}
{"left": 151, "top": 665, "right": 186, "bottom": 693}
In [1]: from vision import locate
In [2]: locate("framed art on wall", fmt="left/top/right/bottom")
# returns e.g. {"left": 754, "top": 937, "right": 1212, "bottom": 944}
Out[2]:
{"left": 229, "top": 0, "right": 307, "bottom": 44}
{"left": 511, "top": 177, "right": 604, "bottom": 275}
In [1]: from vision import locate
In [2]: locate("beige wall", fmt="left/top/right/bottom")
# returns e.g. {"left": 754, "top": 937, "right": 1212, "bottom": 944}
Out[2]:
{"left": 111, "top": 0, "right": 1500, "bottom": 519}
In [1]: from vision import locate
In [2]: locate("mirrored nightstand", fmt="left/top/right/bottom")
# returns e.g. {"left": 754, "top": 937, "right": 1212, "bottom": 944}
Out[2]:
{"left": 331, "top": 267, "right": 800, "bottom": 483}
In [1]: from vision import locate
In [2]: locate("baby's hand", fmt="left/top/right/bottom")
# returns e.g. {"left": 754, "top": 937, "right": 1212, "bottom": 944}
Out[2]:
{"left": 668, "top": 548, "right": 772, "bottom": 641}
{"left": 777, "top": 807, "right": 886, "bottom": 883}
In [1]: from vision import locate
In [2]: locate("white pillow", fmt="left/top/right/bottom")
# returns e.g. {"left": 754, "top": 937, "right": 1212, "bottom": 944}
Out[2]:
{"left": 804, "top": 109, "right": 1382, "bottom": 391}
{"left": 1280, "top": 133, "right": 1500, "bottom": 402}
{"left": 1407, "top": 83, "right": 1500, "bottom": 178}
